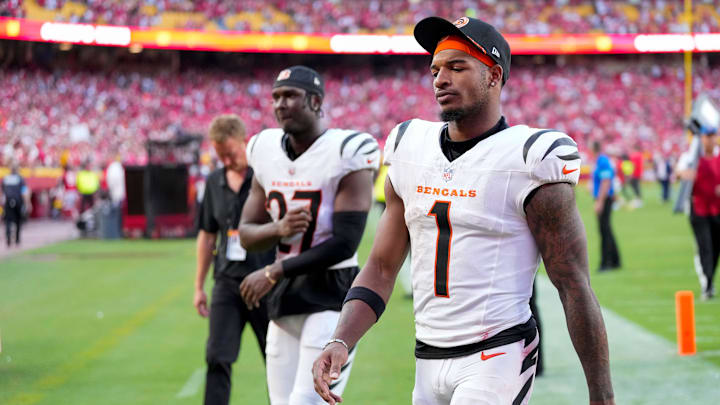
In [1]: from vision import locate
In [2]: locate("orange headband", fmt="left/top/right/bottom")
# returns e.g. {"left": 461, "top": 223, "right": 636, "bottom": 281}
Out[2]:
{"left": 434, "top": 35, "right": 495, "bottom": 68}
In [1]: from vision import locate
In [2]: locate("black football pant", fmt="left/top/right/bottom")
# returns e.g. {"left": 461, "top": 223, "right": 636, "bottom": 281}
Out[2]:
{"left": 80, "top": 193, "right": 94, "bottom": 213}
{"left": 689, "top": 212, "right": 720, "bottom": 294}
{"left": 659, "top": 179, "right": 670, "bottom": 203}
{"left": 629, "top": 177, "right": 641, "bottom": 199}
{"left": 204, "top": 277, "right": 270, "bottom": 405}
{"left": 4, "top": 204, "right": 22, "bottom": 246}
{"left": 597, "top": 197, "right": 620, "bottom": 269}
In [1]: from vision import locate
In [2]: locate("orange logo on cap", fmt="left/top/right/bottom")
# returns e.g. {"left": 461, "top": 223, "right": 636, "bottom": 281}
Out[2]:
{"left": 277, "top": 69, "right": 291, "bottom": 81}
{"left": 453, "top": 17, "right": 469, "bottom": 28}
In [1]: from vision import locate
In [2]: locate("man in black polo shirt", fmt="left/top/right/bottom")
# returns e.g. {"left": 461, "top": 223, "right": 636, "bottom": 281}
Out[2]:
{"left": 194, "top": 114, "right": 275, "bottom": 405}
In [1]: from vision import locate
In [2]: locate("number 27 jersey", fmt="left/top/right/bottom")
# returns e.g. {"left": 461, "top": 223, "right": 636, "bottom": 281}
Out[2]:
{"left": 384, "top": 119, "right": 580, "bottom": 348}
{"left": 247, "top": 128, "right": 380, "bottom": 268}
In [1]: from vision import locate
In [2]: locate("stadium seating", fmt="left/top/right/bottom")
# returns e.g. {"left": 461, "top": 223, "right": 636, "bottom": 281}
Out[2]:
{"left": 2, "top": 58, "right": 719, "bottom": 168}
{"left": 4, "top": 0, "right": 720, "bottom": 34}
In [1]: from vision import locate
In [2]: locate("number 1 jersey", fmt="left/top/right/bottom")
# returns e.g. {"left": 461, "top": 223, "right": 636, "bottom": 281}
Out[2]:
{"left": 383, "top": 119, "right": 581, "bottom": 348}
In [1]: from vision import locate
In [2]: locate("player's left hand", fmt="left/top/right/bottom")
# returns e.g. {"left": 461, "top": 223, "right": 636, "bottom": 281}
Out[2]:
{"left": 312, "top": 342, "right": 347, "bottom": 404}
{"left": 239, "top": 263, "right": 279, "bottom": 309}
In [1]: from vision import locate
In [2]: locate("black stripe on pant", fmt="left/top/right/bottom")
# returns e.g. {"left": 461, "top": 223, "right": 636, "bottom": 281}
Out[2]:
{"left": 329, "top": 345, "right": 356, "bottom": 391}
{"left": 528, "top": 283, "right": 543, "bottom": 376}
{"left": 689, "top": 211, "right": 720, "bottom": 294}
{"left": 512, "top": 328, "right": 539, "bottom": 405}
{"left": 204, "top": 277, "right": 270, "bottom": 405}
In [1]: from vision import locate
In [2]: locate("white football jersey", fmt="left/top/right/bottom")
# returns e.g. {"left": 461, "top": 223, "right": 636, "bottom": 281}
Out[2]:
{"left": 247, "top": 128, "right": 380, "bottom": 268}
{"left": 384, "top": 119, "right": 580, "bottom": 348}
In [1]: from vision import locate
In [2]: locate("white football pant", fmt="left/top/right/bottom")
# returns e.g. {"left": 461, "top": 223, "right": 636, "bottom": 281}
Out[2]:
{"left": 266, "top": 310, "right": 356, "bottom": 405}
{"left": 413, "top": 332, "right": 539, "bottom": 405}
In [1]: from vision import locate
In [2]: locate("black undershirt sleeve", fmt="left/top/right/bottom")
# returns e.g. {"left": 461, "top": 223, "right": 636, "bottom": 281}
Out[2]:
{"left": 281, "top": 211, "right": 368, "bottom": 278}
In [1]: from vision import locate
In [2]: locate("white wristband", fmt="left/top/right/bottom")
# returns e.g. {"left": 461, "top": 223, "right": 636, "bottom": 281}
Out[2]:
{"left": 323, "top": 338, "right": 349, "bottom": 351}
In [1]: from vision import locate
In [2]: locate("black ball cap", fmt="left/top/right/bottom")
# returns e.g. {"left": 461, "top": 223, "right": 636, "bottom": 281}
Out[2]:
{"left": 414, "top": 16, "right": 511, "bottom": 84}
{"left": 273, "top": 65, "right": 324, "bottom": 97}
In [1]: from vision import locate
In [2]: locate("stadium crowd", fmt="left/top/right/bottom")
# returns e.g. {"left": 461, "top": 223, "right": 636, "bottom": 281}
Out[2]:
{"left": 3, "top": 0, "right": 720, "bottom": 34}
{"left": 2, "top": 57, "right": 720, "bottom": 168}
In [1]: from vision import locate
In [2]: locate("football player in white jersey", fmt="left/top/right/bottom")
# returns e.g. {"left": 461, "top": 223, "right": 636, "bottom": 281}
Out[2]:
{"left": 238, "top": 65, "right": 380, "bottom": 405}
{"left": 313, "top": 17, "right": 615, "bottom": 405}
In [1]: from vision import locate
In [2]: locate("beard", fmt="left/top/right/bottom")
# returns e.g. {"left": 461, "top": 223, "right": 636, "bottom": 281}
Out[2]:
{"left": 440, "top": 108, "right": 468, "bottom": 122}
{"left": 439, "top": 70, "right": 489, "bottom": 123}
{"left": 281, "top": 120, "right": 301, "bottom": 134}
{"left": 439, "top": 98, "right": 486, "bottom": 123}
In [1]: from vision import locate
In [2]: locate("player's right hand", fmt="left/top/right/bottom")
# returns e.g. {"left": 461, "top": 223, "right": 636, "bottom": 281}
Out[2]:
{"left": 277, "top": 207, "right": 311, "bottom": 237}
{"left": 312, "top": 343, "right": 347, "bottom": 404}
{"left": 194, "top": 289, "right": 209, "bottom": 318}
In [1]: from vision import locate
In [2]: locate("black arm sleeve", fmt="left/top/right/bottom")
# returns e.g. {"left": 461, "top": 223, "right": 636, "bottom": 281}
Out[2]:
{"left": 281, "top": 211, "right": 368, "bottom": 278}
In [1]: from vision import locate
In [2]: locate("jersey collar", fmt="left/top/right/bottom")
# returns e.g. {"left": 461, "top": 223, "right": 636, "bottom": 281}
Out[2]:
{"left": 440, "top": 116, "right": 509, "bottom": 162}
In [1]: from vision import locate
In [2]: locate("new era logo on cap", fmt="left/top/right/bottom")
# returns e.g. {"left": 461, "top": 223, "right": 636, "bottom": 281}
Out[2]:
{"left": 492, "top": 47, "right": 500, "bottom": 58}
{"left": 313, "top": 77, "right": 320, "bottom": 86}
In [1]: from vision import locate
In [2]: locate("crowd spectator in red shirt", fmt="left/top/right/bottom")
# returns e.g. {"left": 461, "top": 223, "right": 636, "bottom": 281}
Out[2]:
{"left": 629, "top": 147, "right": 645, "bottom": 207}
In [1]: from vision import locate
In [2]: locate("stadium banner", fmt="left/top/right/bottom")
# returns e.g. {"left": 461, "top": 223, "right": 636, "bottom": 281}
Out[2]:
{"left": 2, "top": 17, "right": 720, "bottom": 55}
{"left": 0, "top": 166, "right": 64, "bottom": 190}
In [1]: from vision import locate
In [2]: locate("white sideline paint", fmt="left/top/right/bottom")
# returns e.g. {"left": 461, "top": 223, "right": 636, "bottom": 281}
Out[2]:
{"left": 531, "top": 276, "right": 720, "bottom": 404}
{"left": 176, "top": 367, "right": 205, "bottom": 398}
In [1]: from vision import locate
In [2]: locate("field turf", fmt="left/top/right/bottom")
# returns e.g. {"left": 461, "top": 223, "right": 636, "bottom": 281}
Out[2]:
{"left": 0, "top": 183, "right": 718, "bottom": 404}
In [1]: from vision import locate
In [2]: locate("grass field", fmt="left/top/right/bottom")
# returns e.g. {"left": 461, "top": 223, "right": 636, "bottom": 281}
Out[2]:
{"left": 1, "top": 183, "right": 719, "bottom": 404}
